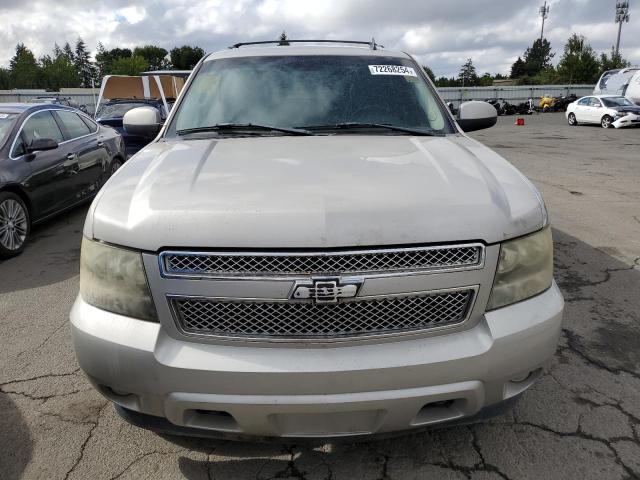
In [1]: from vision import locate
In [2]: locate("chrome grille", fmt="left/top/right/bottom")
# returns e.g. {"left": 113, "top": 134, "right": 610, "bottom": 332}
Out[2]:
{"left": 170, "top": 289, "right": 474, "bottom": 340}
{"left": 161, "top": 245, "right": 482, "bottom": 277}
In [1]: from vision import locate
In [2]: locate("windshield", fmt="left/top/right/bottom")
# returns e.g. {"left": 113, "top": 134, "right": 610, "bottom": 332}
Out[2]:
{"left": 601, "top": 97, "right": 635, "bottom": 107}
{"left": 167, "top": 55, "right": 452, "bottom": 136}
{"left": 0, "top": 113, "right": 18, "bottom": 147}
{"left": 97, "top": 102, "right": 157, "bottom": 119}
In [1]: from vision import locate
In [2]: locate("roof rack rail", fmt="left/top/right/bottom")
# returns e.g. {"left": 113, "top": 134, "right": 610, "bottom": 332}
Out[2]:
{"left": 229, "top": 39, "right": 384, "bottom": 50}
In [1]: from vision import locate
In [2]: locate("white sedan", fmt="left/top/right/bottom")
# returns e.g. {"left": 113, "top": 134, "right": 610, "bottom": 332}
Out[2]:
{"left": 566, "top": 95, "right": 640, "bottom": 128}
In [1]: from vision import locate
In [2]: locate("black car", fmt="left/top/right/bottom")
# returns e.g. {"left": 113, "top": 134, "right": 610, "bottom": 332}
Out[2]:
{"left": 0, "top": 103, "right": 126, "bottom": 258}
{"left": 95, "top": 99, "right": 170, "bottom": 157}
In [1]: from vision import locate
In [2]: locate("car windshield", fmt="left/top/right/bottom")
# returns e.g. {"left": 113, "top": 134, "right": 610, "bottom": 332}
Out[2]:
{"left": 0, "top": 113, "right": 18, "bottom": 147}
{"left": 97, "top": 102, "right": 155, "bottom": 118}
{"left": 601, "top": 97, "right": 635, "bottom": 107}
{"left": 167, "top": 55, "right": 452, "bottom": 136}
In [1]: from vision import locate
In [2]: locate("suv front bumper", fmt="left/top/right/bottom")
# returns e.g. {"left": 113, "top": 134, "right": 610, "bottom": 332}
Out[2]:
{"left": 70, "top": 282, "right": 563, "bottom": 439}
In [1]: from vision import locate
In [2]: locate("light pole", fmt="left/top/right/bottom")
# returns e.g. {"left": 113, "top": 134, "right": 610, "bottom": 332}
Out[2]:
{"left": 615, "top": 1, "right": 630, "bottom": 57}
{"left": 539, "top": 1, "right": 550, "bottom": 41}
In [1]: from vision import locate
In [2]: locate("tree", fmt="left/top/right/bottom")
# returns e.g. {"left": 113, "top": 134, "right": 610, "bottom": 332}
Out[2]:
{"left": 169, "top": 45, "right": 204, "bottom": 69}
{"left": 522, "top": 38, "right": 554, "bottom": 77}
{"left": 133, "top": 45, "right": 169, "bottom": 71}
{"left": 599, "top": 47, "right": 630, "bottom": 72}
{"left": 74, "top": 38, "right": 95, "bottom": 87}
{"left": 557, "top": 34, "right": 600, "bottom": 84}
{"left": 478, "top": 72, "right": 494, "bottom": 86}
{"left": 510, "top": 56, "right": 526, "bottom": 78}
{"left": 9, "top": 43, "right": 41, "bottom": 88}
{"left": 62, "top": 42, "right": 75, "bottom": 62}
{"left": 0, "top": 68, "right": 11, "bottom": 89}
{"left": 96, "top": 46, "right": 133, "bottom": 78}
{"left": 422, "top": 65, "right": 436, "bottom": 82}
{"left": 458, "top": 58, "right": 478, "bottom": 87}
{"left": 109, "top": 55, "right": 149, "bottom": 76}
{"left": 40, "top": 53, "right": 81, "bottom": 90}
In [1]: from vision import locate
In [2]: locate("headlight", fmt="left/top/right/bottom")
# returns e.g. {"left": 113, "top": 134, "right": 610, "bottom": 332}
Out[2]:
{"left": 80, "top": 237, "right": 158, "bottom": 321}
{"left": 487, "top": 227, "right": 553, "bottom": 310}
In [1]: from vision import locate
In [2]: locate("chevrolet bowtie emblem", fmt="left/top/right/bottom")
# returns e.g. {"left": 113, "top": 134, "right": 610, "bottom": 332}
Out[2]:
{"left": 291, "top": 278, "right": 362, "bottom": 304}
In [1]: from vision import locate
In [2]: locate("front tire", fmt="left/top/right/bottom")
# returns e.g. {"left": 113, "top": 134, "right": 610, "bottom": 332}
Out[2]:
{"left": 0, "top": 192, "right": 30, "bottom": 259}
{"left": 601, "top": 115, "right": 613, "bottom": 129}
{"left": 568, "top": 113, "right": 578, "bottom": 126}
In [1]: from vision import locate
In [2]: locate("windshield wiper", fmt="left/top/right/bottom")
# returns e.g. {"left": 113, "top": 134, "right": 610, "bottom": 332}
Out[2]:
{"left": 300, "top": 122, "right": 441, "bottom": 136}
{"left": 176, "top": 123, "right": 313, "bottom": 136}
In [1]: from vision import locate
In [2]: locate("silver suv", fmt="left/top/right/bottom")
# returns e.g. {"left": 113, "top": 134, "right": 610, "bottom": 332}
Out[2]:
{"left": 71, "top": 40, "right": 563, "bottom": 439}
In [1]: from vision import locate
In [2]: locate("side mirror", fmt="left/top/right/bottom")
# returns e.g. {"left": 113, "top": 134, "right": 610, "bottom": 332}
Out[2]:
{"left": 123, "top": 107, "right": 162, "bottom": 137}
{"left": 457, "top": 101, "right": 498, "bottom": 132}
{"left": 26, "top": 138, "right": 58, "bottom": 153}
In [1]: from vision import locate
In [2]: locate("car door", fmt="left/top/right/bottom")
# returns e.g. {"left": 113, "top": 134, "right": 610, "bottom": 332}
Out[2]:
{"left": 12, "top": 110, "right": 79, "bottom": 219}
{"left": 53, "top": 110, "right": 108, "bottom": 202}
{"left": 588, "top": 97, "right": 604, "bottom": 122}
{"left": 574, "top": 97, "right": 592, "bottom": 122}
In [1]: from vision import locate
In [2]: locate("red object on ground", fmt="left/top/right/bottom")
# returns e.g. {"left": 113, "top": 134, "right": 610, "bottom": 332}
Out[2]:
{"left": 515, "top": 118, "right": 525, "bottom": 126}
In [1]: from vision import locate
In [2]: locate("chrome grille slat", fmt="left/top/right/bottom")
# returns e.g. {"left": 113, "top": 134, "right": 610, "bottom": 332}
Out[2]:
{"left": 170, "top": 289, "right": 474, "bottom": 339}
{"left": 161, "top": 245, "right": 482, "bottom": 277}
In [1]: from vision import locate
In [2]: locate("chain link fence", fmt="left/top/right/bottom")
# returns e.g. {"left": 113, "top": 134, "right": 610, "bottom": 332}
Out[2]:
{"left": 438, "top": 84, "right": 595, "bottom": 108}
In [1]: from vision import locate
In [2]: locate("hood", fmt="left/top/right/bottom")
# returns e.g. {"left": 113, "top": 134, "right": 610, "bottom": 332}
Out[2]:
{"left": 87, "top": 135, "right": 545, "bottom": 250}
{"left": 611, "top": 105, "right": 640, "bottom": 114}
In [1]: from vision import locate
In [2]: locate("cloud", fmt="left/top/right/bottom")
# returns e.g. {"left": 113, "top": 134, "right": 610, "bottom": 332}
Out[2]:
{"left": 0, "top": 0, "right": 638, "bottom": 77}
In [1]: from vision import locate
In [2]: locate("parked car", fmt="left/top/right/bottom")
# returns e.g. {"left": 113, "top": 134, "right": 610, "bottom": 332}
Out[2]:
{"left": 27, "top": 96, "right": 88, "bottom": 113}
{"left": 95, "top": 98, "right": 169, "bottom": 156}
{"left": 0, "top": 103, "right": 126, "bottom": 257}
{"left": 594, "top": 67, "right": 640, "bottom": 105}
{"left": 566, "top": 95, "right": 640, "bottom": 128}
{"left": 71, "top": 40, "right": 563, "bottom": 440}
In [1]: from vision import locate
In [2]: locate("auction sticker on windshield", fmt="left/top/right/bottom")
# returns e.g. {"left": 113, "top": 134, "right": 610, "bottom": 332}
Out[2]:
{"left": 369, "top": 65, "right": 417, "bottom": 77}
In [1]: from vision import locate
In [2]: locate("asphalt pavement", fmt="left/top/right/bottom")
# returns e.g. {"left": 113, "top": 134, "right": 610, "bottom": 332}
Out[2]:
{"left": 0, "top": 113, "right": 639, "bottom": 479}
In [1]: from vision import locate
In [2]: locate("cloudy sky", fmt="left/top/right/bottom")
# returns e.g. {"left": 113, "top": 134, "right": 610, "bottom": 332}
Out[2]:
{"left": 1, "top": 0, "right": 638, "bottom": 77}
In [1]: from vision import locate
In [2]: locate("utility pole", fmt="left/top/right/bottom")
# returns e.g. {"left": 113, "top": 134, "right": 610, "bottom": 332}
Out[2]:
{"left": 539, "top": 1, "right": 550, "bottom": 41}
{"left": 615, "top": 1, "right": 630, "bottom": 57}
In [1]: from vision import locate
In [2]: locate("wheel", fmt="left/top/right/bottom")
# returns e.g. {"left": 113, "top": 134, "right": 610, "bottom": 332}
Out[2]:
{"left": 108, "top": 158, "right": 123, "bottom": 178}
{"left": 0, "top": 192, "right": 30, "bottom": 258}
{"left": 601, "top": 115, "right": 613, "bottom": 129}
{"left": 568, "top": 113, "right": 578, "bottom": 126}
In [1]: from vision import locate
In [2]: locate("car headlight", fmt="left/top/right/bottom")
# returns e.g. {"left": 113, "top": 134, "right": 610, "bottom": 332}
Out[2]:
{"left": 80, "top": 237, "right": 158, "bottom": 321}
{"left": 487, "top": 227, "right": 553, "bottom": 310}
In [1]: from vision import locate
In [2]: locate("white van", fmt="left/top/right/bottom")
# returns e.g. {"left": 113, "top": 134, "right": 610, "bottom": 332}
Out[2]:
{"left": 594, "top": 67, "right": 640, "bottom": 105}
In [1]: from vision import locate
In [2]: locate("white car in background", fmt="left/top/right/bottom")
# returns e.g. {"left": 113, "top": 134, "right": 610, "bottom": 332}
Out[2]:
{"left": 566, "top": 95, "right": 640, "bottom": 129}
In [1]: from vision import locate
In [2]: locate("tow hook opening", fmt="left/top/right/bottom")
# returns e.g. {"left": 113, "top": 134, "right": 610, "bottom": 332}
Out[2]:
{"left": 184, "top": 409, "right": 240, "bottom": 432}
{"left": 412, "top": 398, "right": 467, "bottom": 426}
{"left": 504, "top": 367, "right": 543, "bottom": 398}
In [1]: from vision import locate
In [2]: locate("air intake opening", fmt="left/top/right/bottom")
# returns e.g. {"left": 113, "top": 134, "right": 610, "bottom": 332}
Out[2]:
{"left": 412, "top": 398, "right": 467, "bottom": 426}
{"left": 184, "top": 409, "right": 240, "bottom": 432}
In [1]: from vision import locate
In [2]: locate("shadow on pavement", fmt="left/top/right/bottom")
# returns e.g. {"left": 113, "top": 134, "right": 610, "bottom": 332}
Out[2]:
{"left": 0, "top": 204, "right": 88, "bottom": 294}
{"left": 0, "top": 392, "right": 33, "bottom": 480}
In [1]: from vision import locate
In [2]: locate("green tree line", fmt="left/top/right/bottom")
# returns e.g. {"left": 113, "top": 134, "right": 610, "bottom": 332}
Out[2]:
{"left": 0, "top": 39, "right": 205, "bottom": 90}
{"left": 424, "top": 32, "right": 631, "bottom": 88}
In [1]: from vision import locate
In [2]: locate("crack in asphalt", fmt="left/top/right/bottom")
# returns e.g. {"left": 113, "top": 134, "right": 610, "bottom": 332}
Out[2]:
{"left": 62, "top": 401, "right": 109, "bottom": 480}
{"left": 0, "top": 367, "right": 81, "bottom": 387}
{"left": 561, "top": 329, "right": 640, "bottom": 382}
{"left": 109, "top": 451, "right": 164, "bottom": 480}
{"left": 509, "top": 421, "right": 639, "bottom": 479}
{"left": 16, "top": 317, "right": 69, "bottom": 358}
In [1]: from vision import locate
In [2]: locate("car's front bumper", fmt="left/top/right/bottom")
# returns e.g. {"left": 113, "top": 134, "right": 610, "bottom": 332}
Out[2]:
{"left": 613, "top": 113, "right": 640, "bottom": 128}
{"left": 70, "top": 282, "right": 563, "bottom": 439}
